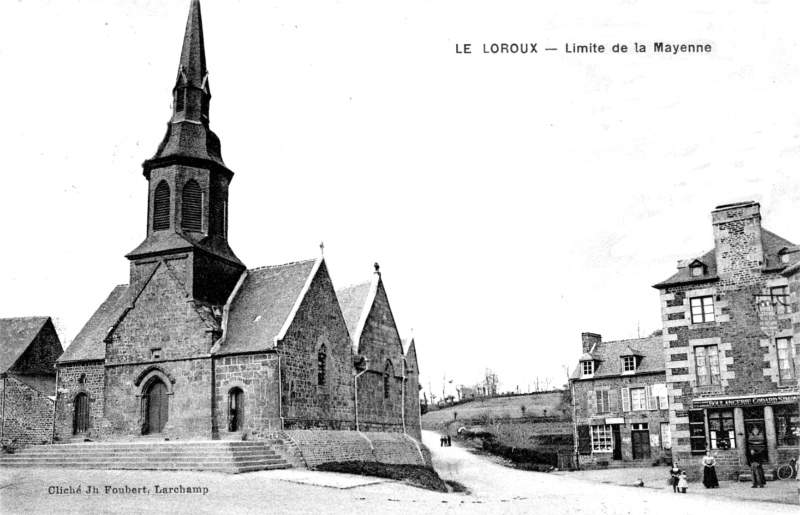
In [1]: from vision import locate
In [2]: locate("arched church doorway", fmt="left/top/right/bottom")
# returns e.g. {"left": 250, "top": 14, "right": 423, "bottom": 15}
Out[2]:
{"left": 144, "top": 379, "right": 169, "bottom": 434}
{"left": 228, "top": 388, "right": 244, "bottom": 432}
{"left": 73, "top": 393, "right": 90, "bottom": 435}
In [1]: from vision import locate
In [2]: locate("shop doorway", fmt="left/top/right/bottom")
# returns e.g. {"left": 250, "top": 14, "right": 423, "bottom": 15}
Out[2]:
{"left": 744, "top": 407, "right": 768, "bottom": 464}
{"left": 612, "top": 425, "right": 622, "bottom": 460}
{"left": 631, "top": 423, "right": 651, "bottom": 460}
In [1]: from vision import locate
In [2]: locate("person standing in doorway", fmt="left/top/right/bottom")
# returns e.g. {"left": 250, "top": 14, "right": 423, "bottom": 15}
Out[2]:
{"left": 750, "top": 451, "right": 766, "bottom": 488}
{"left": 702, "top": 450, "right": 719, "bottom": 488}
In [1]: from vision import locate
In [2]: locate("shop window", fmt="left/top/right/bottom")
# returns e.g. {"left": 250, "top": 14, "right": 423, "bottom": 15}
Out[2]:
{"left": 660, "top": 422, "right": 672, "bottom": 450}
{"left": 776, "top": 337, "right": 795, "bottom": 384}
{"left": 694, "top": 345, "right": 720, "bottom": 386}
{"left": 595, "top": 390, "right": 609, "bottom": 413}
{"left": 689, "top": 410, "right": 707, "bottom": 453}
{"left": 774, "top": 404, "right": 799, "bottom": 447}
{"left": 591, "top": 425, "right": 613, "bottom": 452}
{"left": 708, "top": 410, "right": 736, "bottom": 450}
{"left": 690, "top": 296, "right": 715, "bottom": 323}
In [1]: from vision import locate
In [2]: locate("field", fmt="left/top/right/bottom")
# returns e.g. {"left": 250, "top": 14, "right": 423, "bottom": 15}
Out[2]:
{"left": 421, "top": 391, "right": 565, "bottom": 428}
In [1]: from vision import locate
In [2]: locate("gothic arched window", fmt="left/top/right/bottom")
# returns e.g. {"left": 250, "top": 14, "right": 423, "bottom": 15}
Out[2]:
{"left": 153, "top": 181, "right": 171, "bottom": 231}
{"left": 181, "top": 179, "right": 202, "bottom": 231}
{"left": 384, "top": 360, "right": 393, "bottom": 399}
{"left": 317, "top": 344, "right": 327, "bottom": 386}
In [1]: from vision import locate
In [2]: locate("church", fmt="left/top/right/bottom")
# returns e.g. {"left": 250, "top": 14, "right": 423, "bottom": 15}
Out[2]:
{"left": 51, "top": 0, "right": 422, "bottom": 463}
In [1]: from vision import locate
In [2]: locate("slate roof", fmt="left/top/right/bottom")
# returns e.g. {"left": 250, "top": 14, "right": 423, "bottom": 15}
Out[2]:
{"left": 58, "top": 285, "right": 129, "bottom": 363}
{"left": 0, "top": 317, "right": 49, "bottom": 373}
{"left": 571, "top": 335, "right": 663, "bottom": 380}
{"left": 10, "top": 374, "right": 56, "bottom": 397}
{"left": 653, "top": 228, "right": 795, "bottom": 288}
{"left": 218, "top": 258, "right": 318, "bottom": 355}
{"left": 336, "top": 281, "right": 372, "bottom": 348}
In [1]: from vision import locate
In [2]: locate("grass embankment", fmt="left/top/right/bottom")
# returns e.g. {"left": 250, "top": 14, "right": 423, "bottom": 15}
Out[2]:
{"left": 315, "top": 462, "right": 468, "bottom": 493}
{"left": 422, "top": 391, "right": 564, "bottom": 429}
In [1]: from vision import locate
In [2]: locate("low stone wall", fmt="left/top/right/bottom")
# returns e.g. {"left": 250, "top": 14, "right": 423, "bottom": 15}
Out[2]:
{"left": 284, "top": 429, "right": 426, "bottom": 468}
{"left": 2, "top": 376, "right": 55, "bottom": 451}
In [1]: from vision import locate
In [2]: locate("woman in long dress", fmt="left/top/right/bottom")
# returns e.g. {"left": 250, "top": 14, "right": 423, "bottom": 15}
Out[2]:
{"left": 669, "top": 463, "right": 682, "bottom": 493}
{"left": 702, "top": 451, "right": 719, "bottom": 488}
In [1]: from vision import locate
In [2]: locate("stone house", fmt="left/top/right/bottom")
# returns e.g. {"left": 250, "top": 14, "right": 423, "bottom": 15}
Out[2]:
{"left": 570, "top": 332, "right": 671, "bottom": 467}
{"left": 1, "top": 317, "right": 63, "bottom": 450}
{"left": 51, "top": 0, "right": 422, "bottom": 464}
{"left": 653, "top": 201, "right": 799, "bottom": 479}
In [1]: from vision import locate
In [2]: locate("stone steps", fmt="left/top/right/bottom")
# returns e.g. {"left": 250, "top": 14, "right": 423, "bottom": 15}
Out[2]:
{"left": 0, "top": 441, "right": 292, "bottom": 474}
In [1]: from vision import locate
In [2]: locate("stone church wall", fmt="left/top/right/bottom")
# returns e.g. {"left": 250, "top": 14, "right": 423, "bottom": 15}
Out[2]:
{"left": 280, "top": 262, "right": 355, "bottom": 429}
{"left": 356, "top": 281, "right": 405, "bottom": 431}
{"left": 54, "top": 361, "right": 105, "bottom": 442}
{"left": 1, "top": 376, "right": 55, "bottom": 450}
{"left": 213, "top": 353, "right": 281, "bottom": 439}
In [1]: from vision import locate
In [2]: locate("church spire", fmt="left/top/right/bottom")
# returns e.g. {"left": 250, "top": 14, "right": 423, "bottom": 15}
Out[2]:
{"left": 143, "top": 0, "right": 229, "bottom": 180}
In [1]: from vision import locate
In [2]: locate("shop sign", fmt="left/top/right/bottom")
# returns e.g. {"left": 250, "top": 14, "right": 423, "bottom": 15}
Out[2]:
{"left": 693, "top": 394, "right": 799, "bottom": 408}
{"left": 605, "top": 417, "right": 624, "bottom": 424}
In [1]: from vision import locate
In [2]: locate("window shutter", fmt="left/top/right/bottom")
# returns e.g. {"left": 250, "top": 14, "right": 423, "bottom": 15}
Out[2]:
{"left": 621, "top": 387, "right": 630, "bottom": 412}
{"left": 608, "top": 388, "right": 618, "bottom": 413}
{"left": 578, "top": 425, "right": 592, "bottom": 455}
{"left": 153, "top": 181, "right": 171, "bottom": 231}
{"left": 646, "top": 386, "right": 656, "bottom": 410}
{"left": 181, "top": 180, "right": 202, "bottom": 231}
{"left": 587, "top": 391, "right": 596, "bottom": 416}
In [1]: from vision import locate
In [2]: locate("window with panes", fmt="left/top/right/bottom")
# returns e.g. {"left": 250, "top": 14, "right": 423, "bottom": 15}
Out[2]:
{"left": 771, "top": 286, "right": 790, "bottom": 315}
{"left": 630, "top": 387, "right": 646, "bottom": 411}
{"left": 694, "top": 345, "right": 720, "bottom": 386}
{"left": 581, "top": 361, "right": 594, "bottom": 375}
{"left": 595, "top": 390, "right": 609, "bottom": 413}
{"left": 774, "top": 404, "right": 799, "bottom": 447}
{"left": 689, "top": 410, "right": 707, "bottom": 453}
{"left": 690, "top": 296, "right": 715, "bottom": 323}
{"left": 622, "top": 356, "right": 636, "bottom": 372}
{"left": 591, "top": 425, "right": 613, "bottom": 452}
{"left": 708, "top": 410, "right": 736, "bottom": 450}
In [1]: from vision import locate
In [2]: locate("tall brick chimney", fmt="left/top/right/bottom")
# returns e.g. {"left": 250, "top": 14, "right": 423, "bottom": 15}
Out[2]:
{"left": 712, "top": 201, "right": 765, "bottom": 288}
{"left": 581, "top": 332, "right": 602, "bottom": 354}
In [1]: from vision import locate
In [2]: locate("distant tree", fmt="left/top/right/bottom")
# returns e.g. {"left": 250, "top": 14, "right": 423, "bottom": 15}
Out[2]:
{"left": 483, "top": 368, "right": 500, "bottom": 397}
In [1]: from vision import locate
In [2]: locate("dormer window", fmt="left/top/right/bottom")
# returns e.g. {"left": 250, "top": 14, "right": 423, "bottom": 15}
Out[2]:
{"left": 581, "top": 361, "right": 594, "bottom": 376}
{"left": 689, "top": 259, "right": 706, "bottom": 277}
{"left": 622, "top": 356, "right": 636, "bottom": 372}
{"left": 781, "top": 253, "right": 790, "bottom": 264}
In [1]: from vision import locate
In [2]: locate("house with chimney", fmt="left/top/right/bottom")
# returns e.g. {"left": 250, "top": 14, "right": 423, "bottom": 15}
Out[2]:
{"left": 570, "top": 332, "right": 671, "bottom": 467}
{"left": 653, "top": 201, "right": 799, "bottom": 479}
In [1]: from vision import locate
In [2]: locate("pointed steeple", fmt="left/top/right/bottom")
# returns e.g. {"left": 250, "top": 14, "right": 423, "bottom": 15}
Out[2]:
{"left": 143, "top": 0, "right": 230, "bottom": 181}
{"left": 129, "top": 0, "right": 245, "bottom": 306}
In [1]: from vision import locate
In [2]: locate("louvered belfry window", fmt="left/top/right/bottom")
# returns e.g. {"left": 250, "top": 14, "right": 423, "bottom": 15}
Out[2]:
{"left": 181, "top": 180, "right": 202, "bottom": 231}
{"left": 210, "top": 187, "right": 225, "bottom": 236}
{"left": 153, "top": 181, "right": 171, "bottom": 231}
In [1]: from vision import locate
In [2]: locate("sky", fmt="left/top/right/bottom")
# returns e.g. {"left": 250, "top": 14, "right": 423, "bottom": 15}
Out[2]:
{"left": 1, "top": 0, "right": 798, "bottom": 402}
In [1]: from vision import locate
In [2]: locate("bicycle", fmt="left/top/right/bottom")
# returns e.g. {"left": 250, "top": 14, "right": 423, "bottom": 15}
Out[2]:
{"left": 777, "top": 456, "right": 797, "bottom": 480}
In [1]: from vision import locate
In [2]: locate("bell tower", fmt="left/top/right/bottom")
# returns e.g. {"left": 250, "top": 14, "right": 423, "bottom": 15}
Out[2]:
{"left": 127, "top": 0, "right": 245, "bottom": 306}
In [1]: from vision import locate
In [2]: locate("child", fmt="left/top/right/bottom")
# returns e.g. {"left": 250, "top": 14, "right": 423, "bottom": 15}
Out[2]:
{"left": 677, "top": 471, "right": 688, "bottom": 493}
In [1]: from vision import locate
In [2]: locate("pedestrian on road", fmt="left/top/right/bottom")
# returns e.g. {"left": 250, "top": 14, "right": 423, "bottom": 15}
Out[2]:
{"left": 440, "top": 435, "right": 445, "bottom": 447}
{"left": 750, "top": 452, "right": 766, "bottom": 488}
{"left": 669, "top": 463, "right": 682, "bottom": 493}
{"left": 446, "top": 435, "right": 452, "bottom": 447}
{"left": 702, "top": 450, "right": 719, "bottom": 488}
{"left": 678, "top": 471, "right": 688, "bottom": 494}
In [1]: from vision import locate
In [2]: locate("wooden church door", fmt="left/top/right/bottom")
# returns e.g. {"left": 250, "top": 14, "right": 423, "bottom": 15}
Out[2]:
{"left": 73, "top": 393, "right": 90, "bottom": 434}
{"left": 228, "top": 388, "right": 244, "bottom": 432}
{"left": 146, "top": 380, "right": 169, "bottom": 434}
